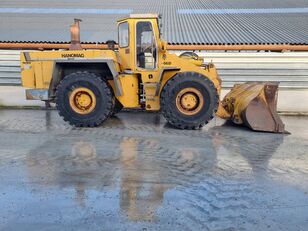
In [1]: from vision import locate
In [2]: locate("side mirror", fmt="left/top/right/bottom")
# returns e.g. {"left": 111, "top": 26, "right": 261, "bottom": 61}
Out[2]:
{"left": 160, "top": 41, "right": 167, "bottom": 52}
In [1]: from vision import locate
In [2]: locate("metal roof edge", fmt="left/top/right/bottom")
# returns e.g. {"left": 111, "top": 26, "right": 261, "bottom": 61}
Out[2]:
{"left": 1, "top": 42, "right": 308, "bottom": 51}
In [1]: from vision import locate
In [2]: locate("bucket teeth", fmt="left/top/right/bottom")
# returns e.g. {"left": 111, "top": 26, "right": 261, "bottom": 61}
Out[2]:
{"left": 220, "top": 82, "right": 286, "bottom": 133}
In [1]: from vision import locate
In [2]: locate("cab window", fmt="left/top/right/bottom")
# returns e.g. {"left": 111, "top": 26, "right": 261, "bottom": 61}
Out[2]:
{"left": 118, "top": 22, "right": 129, "bottom": 47}
{"left": 136, "top": 21, "right": 157, "bottom": 69}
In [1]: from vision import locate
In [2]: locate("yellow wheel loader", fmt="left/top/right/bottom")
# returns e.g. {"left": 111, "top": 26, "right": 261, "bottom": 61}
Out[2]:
{"left": 20, "top": 14, "right": 285, "bottom": 133}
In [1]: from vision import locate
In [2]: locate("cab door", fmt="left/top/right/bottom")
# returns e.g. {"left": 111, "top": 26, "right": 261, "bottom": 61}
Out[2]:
{"left": 135, "top": 20, "right": 160, "bottom": 110}
{"left": 118, "top": 21, "right": 135, "bottom": 71}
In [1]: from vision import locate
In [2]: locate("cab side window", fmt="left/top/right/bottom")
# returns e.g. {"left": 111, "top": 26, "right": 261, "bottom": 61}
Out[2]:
{"left": 119, "top": 22, "right": 129, "bottom": 47}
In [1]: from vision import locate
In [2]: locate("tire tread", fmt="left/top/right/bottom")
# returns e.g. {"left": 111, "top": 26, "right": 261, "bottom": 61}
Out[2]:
{"left": 55, "top": 71, "right": 113, "bottom": 127}
{"left": 160, "top": 72, "right": 219, "bottom": 130}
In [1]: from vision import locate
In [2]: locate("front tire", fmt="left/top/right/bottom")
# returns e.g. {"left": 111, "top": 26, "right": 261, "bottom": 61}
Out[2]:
{"left": 160, "top": 72, "right": 219, "bottom": 129}
{"left": 55, "top": 71, "right": 113, "bottom": 127}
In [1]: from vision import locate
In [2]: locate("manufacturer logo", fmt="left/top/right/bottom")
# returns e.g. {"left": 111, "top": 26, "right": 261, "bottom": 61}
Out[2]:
{"left": 61, "top": 53, "right": 85, "bottom": 58}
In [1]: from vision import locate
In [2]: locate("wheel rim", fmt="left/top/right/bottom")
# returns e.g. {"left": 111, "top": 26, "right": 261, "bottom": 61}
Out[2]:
{"left": 176, "top": 87, "right": 204, "bottom": 115}
{"left": 69, "top": 87, "right": 96, "bottom": 114}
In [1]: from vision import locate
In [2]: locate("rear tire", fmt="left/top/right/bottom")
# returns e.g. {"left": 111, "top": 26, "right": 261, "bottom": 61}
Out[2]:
{"left": 160, "top": 72, "right": 219, "bottom": 129}
{"left": 55, "top": 71, "right": 113, "bottom": 127}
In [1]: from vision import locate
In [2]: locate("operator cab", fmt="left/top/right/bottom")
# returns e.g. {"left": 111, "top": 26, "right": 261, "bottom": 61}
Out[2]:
{"left": 117, "top": 14, "right": 161, "bottom": 72}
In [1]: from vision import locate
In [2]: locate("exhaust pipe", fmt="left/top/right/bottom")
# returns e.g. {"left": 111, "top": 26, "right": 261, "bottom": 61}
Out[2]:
{"left": 69, "top": 19, "right": 82, "bottom": 50}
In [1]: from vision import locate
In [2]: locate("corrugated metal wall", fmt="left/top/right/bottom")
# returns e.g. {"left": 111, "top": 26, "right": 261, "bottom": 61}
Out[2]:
{"left": 175, "top": 51, "right": 308, "bottom": 89}
{"left": 1, "top": 0, "right": 308, "bottom": 44}
{"left": 197, "top": 52, "right": 308, "bottom": 89}
{"left": 1, "top": 50, "right": 308, "bottom": 89}
{"left": 0, "top": 50, "right": 20, "bottom": 85}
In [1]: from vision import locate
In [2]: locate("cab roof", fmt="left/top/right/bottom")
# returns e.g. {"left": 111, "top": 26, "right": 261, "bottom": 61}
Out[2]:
{"left": 117, "top": 14, "right": 159, "bottom": 22}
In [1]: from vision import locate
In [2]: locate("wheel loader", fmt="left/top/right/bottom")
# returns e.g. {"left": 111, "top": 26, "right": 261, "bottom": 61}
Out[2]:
{"left": 20, "top": 14, "right": 285, "bottom": 133}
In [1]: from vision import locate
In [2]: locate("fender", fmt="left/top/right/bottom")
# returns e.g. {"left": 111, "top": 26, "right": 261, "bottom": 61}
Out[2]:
{"left": 48, "top": 58, "right": 123, "bottom": 100}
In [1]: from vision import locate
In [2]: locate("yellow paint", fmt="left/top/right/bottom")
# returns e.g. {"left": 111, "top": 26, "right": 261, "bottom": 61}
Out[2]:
{"left": 32, "top": 61, "right": 44, "bottom": 88}
{"left": 219, "top": 83, "right": 267, "bottom": 124}
{"left": 117, "top": 74, "right": 139, "bottom": 108}
{"left": 175, "top": 87, "right": 204, "bottom": 115}
{"left": 21, "top": 14, "right": 223, "bottom": 113}
{"left": 69, "top": 87, "right": 97, "bottom": 114}
{"left": 21, "top": 50, "right": 120, "bottom": 89}
{"left": 20, "top": 53, "right": 35, "bottom": 87}
{"left": 117, "top": 20, "right": 135, "bottom": 71}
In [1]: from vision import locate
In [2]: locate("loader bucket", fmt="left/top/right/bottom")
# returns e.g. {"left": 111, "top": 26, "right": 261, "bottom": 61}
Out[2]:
{"left": 220, "top": 82, "right": 286, "bottom": 133}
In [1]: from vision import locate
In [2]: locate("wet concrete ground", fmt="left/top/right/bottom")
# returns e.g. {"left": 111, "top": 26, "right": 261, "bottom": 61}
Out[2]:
{"left": 0, "top": 109, "right": 307, "bottom": 231}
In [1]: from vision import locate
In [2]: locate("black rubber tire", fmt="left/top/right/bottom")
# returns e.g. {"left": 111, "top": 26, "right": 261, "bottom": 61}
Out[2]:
{"left": 111, "top": 98, "right": 123, "bottom": 116}
{"left": 160, "top": 72, "right": 219, "bottom": 129}
{"left": 55, "top": 71, "right": 113, "bottom": 127}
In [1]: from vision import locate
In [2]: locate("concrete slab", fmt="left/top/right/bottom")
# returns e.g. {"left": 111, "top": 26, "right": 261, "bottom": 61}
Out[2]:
{"left": 0, "top": 109, "right": 307, "bottom": 230}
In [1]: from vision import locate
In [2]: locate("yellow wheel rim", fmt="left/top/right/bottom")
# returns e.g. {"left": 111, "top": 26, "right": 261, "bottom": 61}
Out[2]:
{"left": 69, "top": 87, "right": 96, "bottom": 114}
{"left": 176, "top": 87, "right": 204, "bottom": 115}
